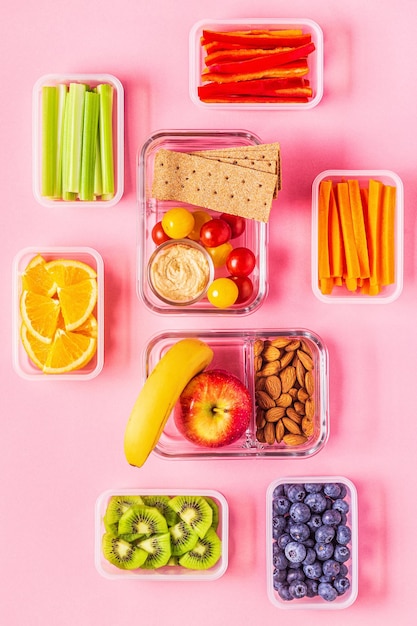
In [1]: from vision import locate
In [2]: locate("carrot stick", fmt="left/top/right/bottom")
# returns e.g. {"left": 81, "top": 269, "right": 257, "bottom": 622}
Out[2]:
{"left": 336, "top": 182, "right": 361, "bottom": 291}
{"left": 380, "top": 185, "right": 396, "bottom": 285}
{"left": 366, "top": 179, "right": 384, "bottom": 288}
{"left": 347, "top": 179, "right": 370, "bottom": 279}
{"left": 328, "top": 185, "right": 345, "bottom": 280}
{"left": 318, "top": 180, "right": 332, "bottom": 281}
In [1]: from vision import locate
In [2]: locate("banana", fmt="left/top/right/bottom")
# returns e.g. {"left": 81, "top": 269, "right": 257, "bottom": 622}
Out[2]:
{"left": 124, "top": 338, "right": 214, "bottom": 467}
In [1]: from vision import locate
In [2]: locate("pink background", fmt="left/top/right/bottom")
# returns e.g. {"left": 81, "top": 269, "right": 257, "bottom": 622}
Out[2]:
{"left": 1, "top": 0, "right": 417, "bottom": 623}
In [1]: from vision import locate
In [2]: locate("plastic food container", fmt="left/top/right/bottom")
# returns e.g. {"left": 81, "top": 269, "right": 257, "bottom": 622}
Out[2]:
{"left": 266, "top": 476, "right": 358, "bottom": 609}
{"left": 189, "top": 18, "right": 324, "bottom": 110}
{"left": 12, "top": 246, "right": 104, "bottom": 380}
{"left": 95, "top": 488, "right": 228, "bottom": 580}
{"left": 33, "top": 73, "right": 124, "bottom": 207}
{"left": 312, "top": 170, "right": 404, "bottom": 303}
{"left": 137, "top": 129, "right": 269, "bottom": 315}
{"left": 145, "top": 328, "right": 328, "bottom": 459}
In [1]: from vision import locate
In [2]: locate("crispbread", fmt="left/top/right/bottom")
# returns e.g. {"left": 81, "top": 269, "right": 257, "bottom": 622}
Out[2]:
{"left": 152, "top": 148, "right": 277, "bottom": 222}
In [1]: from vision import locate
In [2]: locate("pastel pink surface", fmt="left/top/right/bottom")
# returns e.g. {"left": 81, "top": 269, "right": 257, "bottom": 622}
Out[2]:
{"left": 1, "top": 0, "right": 416, "bottom": 624}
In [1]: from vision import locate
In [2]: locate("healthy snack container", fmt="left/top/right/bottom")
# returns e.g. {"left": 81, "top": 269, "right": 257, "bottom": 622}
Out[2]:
{"left": 312, "top": 169, "right": 404, "bottom": 303}
{"left": 189, "top": 18, "right": 324, "bottom": 110}
{"left": 137, "top": 129, "right": 270, "bottom": 315}
{"left": 266, "top": 476, "right": 358, "bottom": 609}
{"left": 12, "top": 246, "right": 104, "bottom": 380}
{"left": 95, "top": 488, "right": 229, "bottom": 581}
{"left": 144, "top": 328, "right": 328, "bottom": 459}
{"left": 33, "top": 73, "right": 124, "bottom": 207}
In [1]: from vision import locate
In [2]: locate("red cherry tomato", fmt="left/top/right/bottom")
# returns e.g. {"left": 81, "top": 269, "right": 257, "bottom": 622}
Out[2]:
{"left": 200, "top": 218, "right": 232, "bottom": 248}
{"left": 229, "top": 275, "right": 254, "bottom": 304}
{"left": 220, "top": 213, "right": 246, "bottom": 238}
{"left": 226, "top": 247, "right": 256, "bottom": 277}
{"left": 152, "top": 221, "right": 171, "bottom": 245}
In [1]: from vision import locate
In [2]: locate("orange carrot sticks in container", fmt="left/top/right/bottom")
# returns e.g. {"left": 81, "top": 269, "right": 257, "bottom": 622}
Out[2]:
{"left": 336, "top": 182, "right": 360, "bottom": 291}
{"left": 328, "top": 185, "right": 345, "bottom": 281}
{"left": 366, "top": 179, "right": 384, "bottom": 290}
{"left": 317, "top": 180, "right": 332, "bottom": 281}
{"left": 380, "top": 185, "right": 396, "bottom": 286}
{"left": 347, "top": 179, "right": 370, "bottom": 279}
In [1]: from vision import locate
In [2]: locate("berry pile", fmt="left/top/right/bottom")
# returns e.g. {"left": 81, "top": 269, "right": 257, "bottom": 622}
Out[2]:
{"left": 271, "top": 481, "right": 352, "bottom": 602}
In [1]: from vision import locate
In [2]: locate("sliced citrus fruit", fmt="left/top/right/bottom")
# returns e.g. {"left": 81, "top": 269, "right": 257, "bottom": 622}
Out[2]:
{"left": 58, "top": 278, "right": 98, "bottom": 331}
{"left": 43, "top": 328, "right": 97, "bottom": 374}
{"left": 45, "top": 258, "right": 97, "bottom": 287}
{"left": 20, "top": 290, "right": 61, "bottom": 343}
{"left": 20, "top": 323, "right": 51, "bottom": 370}
{"left": 75, "top": 313, "right": 98, "bottom": 338}
{"left": 21, "top": 254, "right": 57, "bottom": 297}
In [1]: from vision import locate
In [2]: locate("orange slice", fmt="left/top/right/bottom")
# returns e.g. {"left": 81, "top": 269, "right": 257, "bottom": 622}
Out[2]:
{"left": 75, "top": 314, "right": 98, "bottom": 338}
{"left": 21, "top": 254, "right": 57, "bottom": 297}
{"left": 43, "top": 328, "right": 97, "bottom": 374}
{"left": 20, "top": 323, "right": 51, "bottom": 370}
{"left": 45, "top": 258, "right": 97, "bottom": 287}
{"left": 20, "top": 290, "right": 61, "bottom": 344}
{"left": 57, "top": 278, "right": 98, "bottom": 331}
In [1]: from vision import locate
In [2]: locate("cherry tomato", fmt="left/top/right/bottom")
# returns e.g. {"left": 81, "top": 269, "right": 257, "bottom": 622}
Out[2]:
{"left": 228, "top": 275, "right": 254, "bottom": 304}
{"left": 200, "top": 218, "right": 231, "bottom": 248}
{"left": 226, "top": 247, "right": 256, "bottom": 277}
{"left": 207, "top": 277, "right": 239, "bottom": 308}
{"left": 205, "top": 242, "right": 233, "bottom": 268}
{"left": 188, "top": 210, "right": 212, "bottom": 242}
{"left": 151, "top": 221, "right": 171, "bottom": 245}
{"left": 161, "top": 207, "right": 195, "bottom": 239}
{"left": 220, "top": 212, "right": 246, "bottom": 239}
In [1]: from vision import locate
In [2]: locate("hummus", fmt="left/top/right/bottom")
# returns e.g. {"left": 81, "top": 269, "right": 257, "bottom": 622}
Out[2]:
{"left": 149, "top": 241, "right": 212, "bottom": 304}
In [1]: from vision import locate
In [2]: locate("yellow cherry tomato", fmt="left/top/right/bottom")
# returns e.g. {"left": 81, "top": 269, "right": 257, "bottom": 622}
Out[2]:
{"left": 161, "top": 207, "right": 195, "bottom": 239}
{"left": 205, "top": 241, "right": 233, "bottom": 269}
{"left": 188, "top": 210, "right": 212, "bottom": 241}
{"left": 207, "top": 277, "right": 239, "bottom": 308}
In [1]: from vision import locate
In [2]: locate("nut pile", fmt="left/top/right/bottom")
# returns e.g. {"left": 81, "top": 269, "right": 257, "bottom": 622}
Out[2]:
{"left": 254, "top": 337, "right": 315, "bottom": 446}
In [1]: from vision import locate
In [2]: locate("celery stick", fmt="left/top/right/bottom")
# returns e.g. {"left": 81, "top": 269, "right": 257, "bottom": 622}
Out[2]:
{"left": 80, "top": 91, "right": 100, "bottom": 201}
{"left": 94, "top": 132, "right": 103, "bottom": 197}
{"left": 97, "top": 83, "right": 115, "bottom": 198}
{"left": 62, "top": 82, "right": 86, "bottom": 195}
{"left": 53, "top": 83, "right": 68, "bottom": 198}
{"left": 41, "top": 86, "right": 58, "bottom": 197}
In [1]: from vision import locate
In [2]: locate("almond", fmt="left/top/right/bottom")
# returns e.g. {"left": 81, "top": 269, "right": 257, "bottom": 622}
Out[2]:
{"left": 302, "top": 416, "right": 314, "bottom": 437}
{"left": 296, "top": 359, "right": 306, "bottom": 387}
{"left": 279, "top": 350, "right": 294, "bottom": 369}
{"left": 285, "top": 339, "right": 301, "bottom": 352}
{"left": 269, "top": 337, "right": 292, "bottom": 348}
{"left": 256, "top": 427, "right": 266, "bottom": 443}
{"left": 266, "top": 406, "right": 286, "bottom": 422}
{"left": 294, "top": 401, "right": 306, "bottom": 415}
{"left": 275, "top": 419, "right": 285, "bottom": 443}
{"left": 254, "top": 339, "right": 264, "bottom": 357}
{"left": 301, "top": 340, "right": 313, "bottom": 356}
{"left": 282, "top": 416, "right": 302, "bottom": 435}
{"left": 264, "top": 421, "right": 276, "bottom": 445}
{"left": 262, "top": 345, "right": 281, "bottom": 362}
{"left": 283, "top": 433, "right": 308, "bottom": 446}
{"left": 264, "top": 375, "right": 281, "bottom": 399}
{"left": 256, "top": 408, "right": 266, "bottom": 428}
{"left": 305, "top": 397, "right": 315, "bottom": 419}
{"left": 286, "top": 407, "right": 302, "bottom": 424}
{"left": 279, "top": 365, "right": 296, "bottom": 392}
{"left": 254, "top": 355, "right": 263, "bottom": 373}
{"left": 305, "top": 370, "right": 314, "bottom": 395}
{"left": 255, "top": 376, "right": 267, "bottom": 391}
{"left": 297, "top": 349, "right": 314, "bottom": 371}
{"left": 255, "top": 390, "right": 276, "bottom": 410}
{"left": 258, "top": 361, "right": 281, "bottom": 377}
{"left": 276, "top": 393, "right": 293, "bottom": 408}
{"left": 297, "top": 388, "right": 309, "bottom": 403}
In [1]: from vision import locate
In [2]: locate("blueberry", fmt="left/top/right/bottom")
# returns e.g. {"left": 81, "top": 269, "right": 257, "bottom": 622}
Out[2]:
{"left": 290, "top": 502, "right": 311, "bottom": 523}
{"left": 307, "top": 514, "right": 323, "bottom": 531}
{"left": 273, "top": 568, "right": 287, "bottom": 584}
{"left": 333, "top": 575, "right": 351, "bottom": 595}
{"left": 287, "top": 568, "right": 305, "bottom": 584}
{"left": 304, "top": 483, "right": 323, "bottom": 493}
{"left": 303, "top": 538, "right": 315, "bottom": 548}
{"left": 289, "top": 522, "right": 310, "bottom": 542}
{"left": 319, "top": 574, "right": 334, "bottom": 583}
{"left": 276, "top": 583, "right": 294, "bottom": 601}
{"left": 277, "top": 532, "right": 291, "bottom": 550}
{"left": 338, "top": 483, "right": 348, "bottom": 499}
{"left": 322, "top": 509, "right": 342, "bottom": 526}
{"left": 272, "top": 515, "right": 287, "bottom": 538}
{"left": 285, "top": 541, "right": 307, "bottom": 563}
{"left": 273, "top": 550, "right": 289, "bottom": 570}
{"left": 273, "top": 495, "right": 291, "bottom": 516}
{"left": 322, "top": 558, "right": 341, "bottom": 578}
{"left": 303, "top": 561, "right": 322, "bottom": 580}
{"left": 315, "top": 541, "right": 334, "bottom": 561}
{"left": 289, "top": 580, "right": 308, "bottom": 599}
{"left": 302, "top": 547, "right": 317, "bottom": 565}
{"left": 273, "top": 485, "right": 285, "bottom": 498}
{"left": 305, "top": 578, "right": 319, "bottom": 597}
{"left": 334, "top": 544, "right": 350, "bottom": 563}
{"left": 332, "top": 498, "right": 349, "bottom": 515}
{"left": 324, "top": 483, "right": 342, "bottom": 499}
{"left": 305, "top": 491, "right": 328, "bottom": 513}
{"left": 339, "top": 563, "right": 349, "bottom": 577}
{"left": 336, "top": 524, "right": 352, "bottom": 546}
{"left": 318, "top": 582, "right": 338, "bottom": 602}
{"left": 287, "top": 484, "right": 306, "bottom": 503}
{"left": 315, "top": 524, "right": 335, "bottom": 544}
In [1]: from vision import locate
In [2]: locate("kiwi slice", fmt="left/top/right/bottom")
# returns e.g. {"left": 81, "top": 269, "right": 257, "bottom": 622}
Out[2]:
{"left": 118, "top": 505, "right": 168, "bottom": 539}
{"left": 179, "top": 528, "right": 222, "bottom": 570}
{"left": 142, "top": 495, "right": 178, "bottom": 526}
{"left": 138, "top": 532, "right": 172, "bottom": 569}
{"left": 168, "top": 495, "right": 213, "bottom": 539}
{"left": 104, "top": 495, "right": 145, "bottom": 533}
{"left": 169, "top": 520, "right": 199, "bottom": 556}
{"left": 204, "top": 497, "right": 220, "bottom": 531}
{"left": 102, "top": 532, "right": 148, "bottom": 570}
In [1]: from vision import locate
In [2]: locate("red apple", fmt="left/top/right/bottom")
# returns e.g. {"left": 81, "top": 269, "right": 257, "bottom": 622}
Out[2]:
{"left": 174, "top": 369, "right": 252, "bottom": 447}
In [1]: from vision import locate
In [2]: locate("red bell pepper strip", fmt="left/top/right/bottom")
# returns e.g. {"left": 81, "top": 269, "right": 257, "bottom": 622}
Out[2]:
{"left": 205, "top": 46, "right": 292, "bottom": 66}
{"left": 201, "top": 29, "right": 311, "bottom": 48}
{"left": 202, "top": 60, "right": 309, "bottom": 83}
{"left": 198, "top": 84, "right": 312, "bottom": 99}
{"left": 198, "top": 77, "right": 309, "bottom": 97}
{"left": 198, "top": 95, "right": 310, "bottom": 103}
{"left": 207, "top": 42, "right": 315, "bottom": 74}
